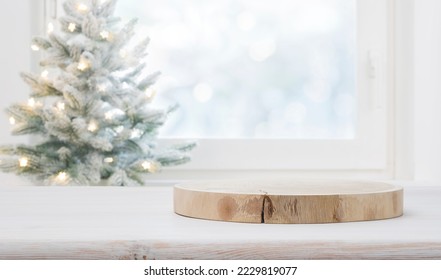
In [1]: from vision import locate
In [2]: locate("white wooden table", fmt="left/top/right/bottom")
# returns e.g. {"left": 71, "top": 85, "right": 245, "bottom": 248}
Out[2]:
{"left": 0, "top": 184, "right": 440, "bottom": 259}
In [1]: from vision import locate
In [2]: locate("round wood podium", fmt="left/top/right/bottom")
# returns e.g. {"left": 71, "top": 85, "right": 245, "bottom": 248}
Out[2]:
{"left": 174, "top": 180, "right": 403, "bottom": 224}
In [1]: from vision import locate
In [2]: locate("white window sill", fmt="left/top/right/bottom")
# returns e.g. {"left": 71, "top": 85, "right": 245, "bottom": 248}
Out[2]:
{"left": 0, "top": 183, "right": 440, "bottom": 259}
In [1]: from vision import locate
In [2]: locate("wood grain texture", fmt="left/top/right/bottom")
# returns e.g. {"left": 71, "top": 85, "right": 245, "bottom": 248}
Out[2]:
{"left": 174, "top": 180, "right": 403, "bottom": 223}
{"left": 1, "top": 241, "right": 440, "bottom": 260}
{"left": 0, "top": 184, "right": 440, "bottom": 259}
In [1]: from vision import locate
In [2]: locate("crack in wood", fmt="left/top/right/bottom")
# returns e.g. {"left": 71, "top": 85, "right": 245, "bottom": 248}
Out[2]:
{"left": 261, "top": 195, "right": 274, "bottom": 223}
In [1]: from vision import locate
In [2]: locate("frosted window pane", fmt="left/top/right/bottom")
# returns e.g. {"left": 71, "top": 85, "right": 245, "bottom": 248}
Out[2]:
{"left": 115, "top": 0, "right": 356, "bottom": 139}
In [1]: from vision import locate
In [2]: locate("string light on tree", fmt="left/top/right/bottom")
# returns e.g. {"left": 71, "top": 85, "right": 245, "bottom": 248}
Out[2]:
{"left": 28, "top": 98, "right": 36, "bottom": 108}
{"left": 131, "top": 129, "right": 142, "bottom": 139}
{"left": 77, "top": 58, "right": 90, "bottom": 71}
{"left": 104, "top": 157, "right": 114, "bottom": 163}
{"left": 31, "top": 44, "right": 40, "bottom": 51}
{"left": 77, "top": 62, "right": 88, "bottom": 71}
{"left": 57, "top": 102, "right": 65, "bottom": 111}
{"left": 87, "top": 120, "right": 99, "bottom": 132}
{"left": 141, "top": 161, "right": 153, "bottom": 171}
{"left": 105, "top": 111, "right": 113, "bottom": 120}
{"left": 145, "top": 87, "right": 156, "bottom": 99}
{"left": 77, "top": 3, "right": 89, "bottom": 12}
{"left": 9, "top": 117, "right": 16, "bottom": 125}
{"left": 105, "top": 108, "right": 124, "bottom": 121}
{"left": 19, "top": 158, "right": 29, "bottom": 168}
{"left": 28, "top": 98, "right": 42, "bottom": 108}
{"left": 47, "top": 22, "right": 55, "bottom": 34}
{"left": 41, "top": 70, "right": 49, "bottom": 79}
{"left": 68, "top": 23, "right": 77, "bottom": 32}
{"left": 115, "top": 126, "right": 124, "bottom": 134}
{"left": 55, "top": 171, "right": 68, "bottom": 183}
{"left": 100, "top": 30, "right": 110, "bottom": 40}
{"left": 97, "top": 84, "right": 107, "bottom": 92}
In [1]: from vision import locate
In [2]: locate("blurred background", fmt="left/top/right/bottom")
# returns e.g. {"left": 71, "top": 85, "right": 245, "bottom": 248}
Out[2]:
{"left": 117, "top": 0, "right": 356, "bottom": 139}
{"left": 1, "top": 0, "right": 441, "bottom": 183}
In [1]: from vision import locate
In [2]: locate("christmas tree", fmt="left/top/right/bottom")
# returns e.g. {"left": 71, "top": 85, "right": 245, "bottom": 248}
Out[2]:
{"left": 0, "top": 0, "right": 195, "bottom": 186}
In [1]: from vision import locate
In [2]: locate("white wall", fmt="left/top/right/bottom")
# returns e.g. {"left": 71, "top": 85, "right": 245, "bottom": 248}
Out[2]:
{"left": 0, "top": 1, "right": 35, "bottom": 185}
{"left": 0, "top": 1, "right": 32, "bottom": 139}
{"left": 413, "top": 0, "right": 441, "bottom": 182}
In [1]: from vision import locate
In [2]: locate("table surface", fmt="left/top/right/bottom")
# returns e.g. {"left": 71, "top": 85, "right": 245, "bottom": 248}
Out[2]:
{"left": 0, "top": 184, "right": 440, "bottom": 259}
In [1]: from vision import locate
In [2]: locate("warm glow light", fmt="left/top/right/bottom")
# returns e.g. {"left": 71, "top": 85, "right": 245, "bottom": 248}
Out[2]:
{"left": 97, "top": 84, "right": 107, "bottom": 92}
{"left": 68, "top": 23, "right": 76, "bottom": 32}
{"left": 87, "top": 121, "right": 98, "bottom": 132}
{"left": 31, "top": 44, "right": 40, "bottom": 51}
{"left": 47, "top": 22, "right": 54, "bottom": 34}
{"left": 141, "top": 161, "right": 152, "bottom": 171}
{"left": 28, "top": 98, "right": 36, "bottom": 107}
{"left": 19, "top": 158, "right": 29, "bottom": 168}
{"left": 77, "top": 3, "right": 89, "bottom": 12}
{"left": 145, "top": 88, "right": 156, "bottom": 99}
{"left": 105, "top": 109, "right": 124, "bottom": 120}
{"left": 41, "top": 70, "right": 49, "bottom": 79}
{"left": 56, "top": 172, "right": 68, "bottom": 182}
{"left": 57, "top": 102, "right": 65, "bottom": 111}
{"left": 77, "top": 58, "right": 90, "bottom": 71}
{"left": 105, "top": 111, "right": 113, "bottom": 120}
{"left": 78, "top": 62, "right": 87, "bottom": 71}
{"left": 131, "top": 129, "right": 142, "bottom": 139}
{"left": 9, "top": 117, "right": 16, "bottom": 125}
{"left": 100, "top": 30, "right": 110, "bottom": 40}
{"left": 104, "top": 157, "right": 114, "bottom": 163}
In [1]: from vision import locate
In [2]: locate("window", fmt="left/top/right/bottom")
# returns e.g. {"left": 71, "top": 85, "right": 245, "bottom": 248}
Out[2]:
{"left": 47, "top": 0, "right": 392, "bottom": 178}
{"left": 116, "top": 0, "right": 357, "bottom": 140}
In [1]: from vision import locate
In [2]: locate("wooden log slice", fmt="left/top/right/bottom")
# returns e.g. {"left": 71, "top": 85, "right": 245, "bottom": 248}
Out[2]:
{"left": 174, "top": 180, "right": 403, "bottom": 224}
